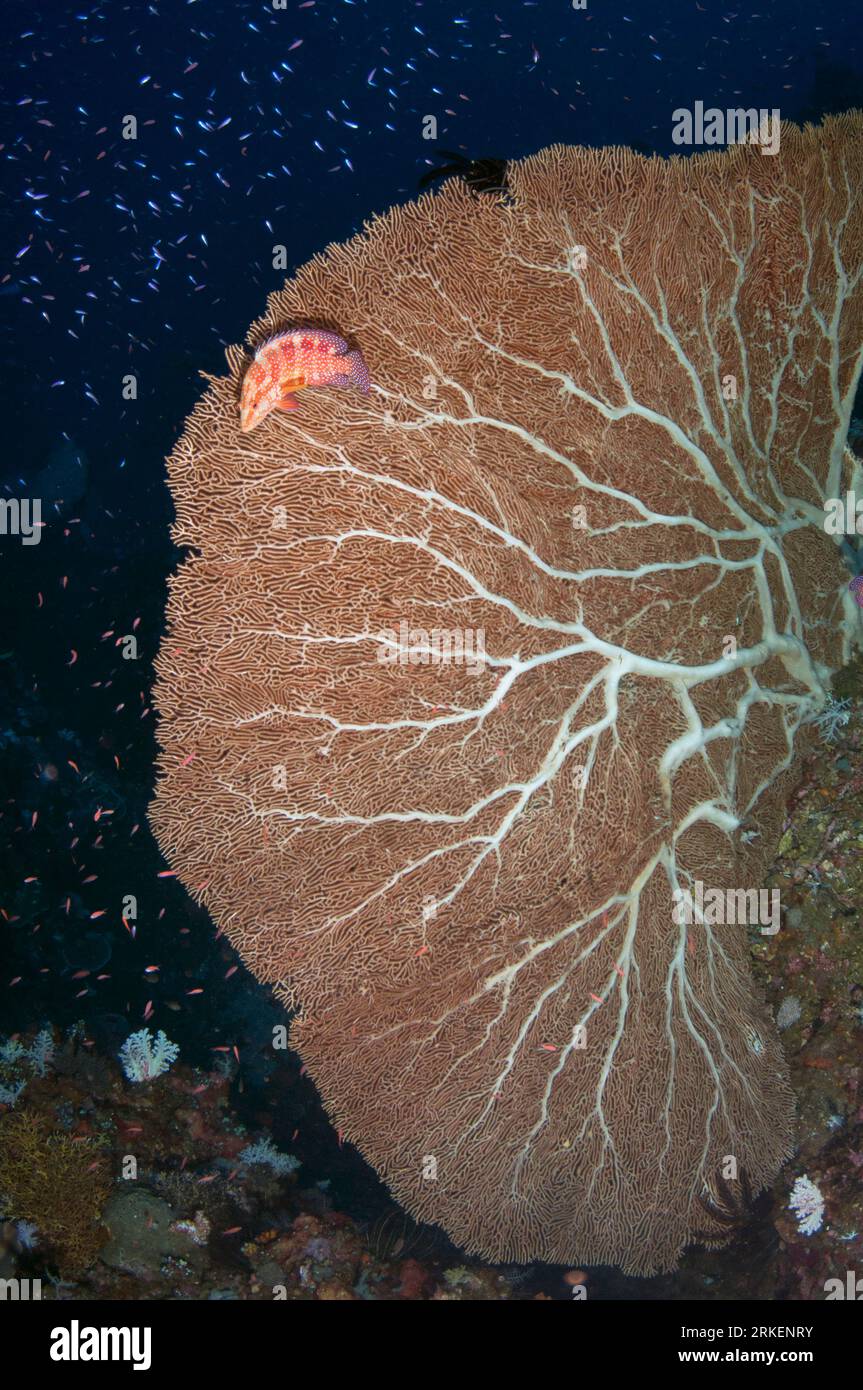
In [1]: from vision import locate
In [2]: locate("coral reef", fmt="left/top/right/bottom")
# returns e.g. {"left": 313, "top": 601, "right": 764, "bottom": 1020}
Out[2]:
{"left": 0, "top": 1110, "right": 109, "bottom": 1270}
{"left": 239, "top": 1135, "right": 301, "bottom": 1176}
{"left": 0, "top": 1027, "right": 538, "bottom": 1299}
{"left": 0, "top": 1027, "right": 56, "bottom": 1105}
{"left": 151, "top": 118, "right": 863, "bottom": 1271}
{"left": 787, "top": 1175, "right": 825, "bottom": 1236}
{"left": 118, "top": 1029, "right": 180, "bottom": 1084}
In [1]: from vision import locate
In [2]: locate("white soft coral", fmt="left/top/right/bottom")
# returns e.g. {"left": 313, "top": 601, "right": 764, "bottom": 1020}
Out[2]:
{"left": 118, "top": 1028, "right": 179, "bottom": 1083}
{"left": 788, "top": 1174, "right": 825, "bottom": 1235}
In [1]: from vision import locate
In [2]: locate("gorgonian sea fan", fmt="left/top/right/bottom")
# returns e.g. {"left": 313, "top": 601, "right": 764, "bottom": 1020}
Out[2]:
{"left": 151, "top": 115, "right": 863, "bottom": 1274}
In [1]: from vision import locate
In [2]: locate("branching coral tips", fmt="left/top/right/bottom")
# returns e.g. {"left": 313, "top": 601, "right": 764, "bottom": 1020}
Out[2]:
{"left": 239, "top": 327, "right": 370, "bottom": 431}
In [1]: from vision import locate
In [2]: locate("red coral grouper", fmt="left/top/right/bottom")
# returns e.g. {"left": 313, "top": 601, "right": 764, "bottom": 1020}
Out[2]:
{"left": 239, "top": 327, "right": 370, "bottom": 431}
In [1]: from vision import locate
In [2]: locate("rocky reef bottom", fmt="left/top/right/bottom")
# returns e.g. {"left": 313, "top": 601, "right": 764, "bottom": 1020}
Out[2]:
{"left": 1, "top": 665, "right": 860, "bottom": 1302}
{"left": 0, "top": 1028, "right": 528, "bottom": 1301}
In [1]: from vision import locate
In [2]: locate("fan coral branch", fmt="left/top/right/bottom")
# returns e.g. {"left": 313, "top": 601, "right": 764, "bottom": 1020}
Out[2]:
{"left": 151, "top": 116, "right": 863, "bottom": 1273}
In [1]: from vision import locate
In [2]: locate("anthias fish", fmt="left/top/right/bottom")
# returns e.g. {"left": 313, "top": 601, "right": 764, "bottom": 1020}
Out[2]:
{"left": 239, "top": 328, "right": 370, "bottom": 431}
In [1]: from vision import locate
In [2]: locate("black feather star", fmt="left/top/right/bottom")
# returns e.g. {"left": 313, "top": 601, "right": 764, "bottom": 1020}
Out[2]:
{"left": 689, "top": 1168, "right": 756, "bottom": 1248}
{"left": 418, "top": 150, "right": 510, "bottom": 199}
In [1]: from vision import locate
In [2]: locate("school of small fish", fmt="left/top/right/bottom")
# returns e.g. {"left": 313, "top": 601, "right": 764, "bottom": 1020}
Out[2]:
{"left": 8, "top": 0, "right": 796, "bottom": 426}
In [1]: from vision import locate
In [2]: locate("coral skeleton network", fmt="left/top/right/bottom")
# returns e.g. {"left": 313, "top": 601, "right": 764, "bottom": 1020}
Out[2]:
{"left": 152, "top": 119, "right": 863, "bottom": 1273}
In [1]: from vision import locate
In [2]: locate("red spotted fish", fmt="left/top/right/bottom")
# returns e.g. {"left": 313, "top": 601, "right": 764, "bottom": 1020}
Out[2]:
{"left": 239, "top": 327, "right": 370, "bottom": 431}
